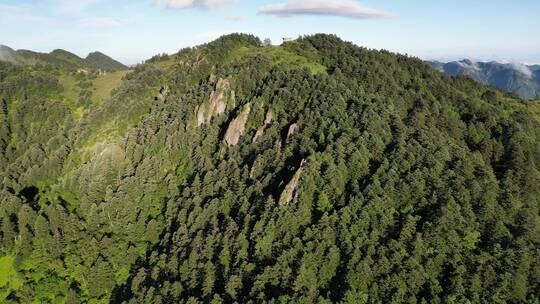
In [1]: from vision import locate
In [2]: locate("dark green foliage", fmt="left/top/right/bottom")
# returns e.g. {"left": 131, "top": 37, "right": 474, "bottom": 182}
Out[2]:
{"left": 146, "top": 53, "right": 170, "bottom": 64}
{"left": 0, "top": 34, "right": 539, "bottom": 303}
{"left": 86, "top": 51, "right": 128, "bottom": 71}
{"left": 50, "top": 49, "right": 89, "bottom": 70}
{"left": 203, "top": 33, "right": 262, "bottom": 61}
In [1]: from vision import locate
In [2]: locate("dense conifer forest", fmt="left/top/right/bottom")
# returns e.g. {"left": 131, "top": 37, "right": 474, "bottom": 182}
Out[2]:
{"left": 0, "top": 34, "right": 539, "bottom": 303}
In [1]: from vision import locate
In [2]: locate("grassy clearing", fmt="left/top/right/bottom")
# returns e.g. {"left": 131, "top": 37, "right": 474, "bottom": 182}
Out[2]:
{"left": 149, "top": 56, "right": 177, "bottom": 71}
{"left": 58, "top": 74, "right": 86, "bottom": 120}
{"left": 58, "top": 74, "right": 81, "bottom": 103}
{"left": 230, "top": 45, "right": 326, "bottom": 74}
{"left": 0, "top": 255, "right": 23, "bottom": 299}
{"left": 91, "top": 70, "right": 131, "bottom": 105}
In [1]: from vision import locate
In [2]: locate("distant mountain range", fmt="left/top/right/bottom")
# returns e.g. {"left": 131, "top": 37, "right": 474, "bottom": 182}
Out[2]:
{"left": 430, "top": 60, "right": 540, "bottom": 100}
{"left": 0, "top": 45, "right": 127, "bottom": 72}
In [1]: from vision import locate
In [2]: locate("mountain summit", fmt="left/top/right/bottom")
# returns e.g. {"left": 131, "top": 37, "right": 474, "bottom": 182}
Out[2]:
{"left": 86, "top": 51, "right": 128, "bottom": 71}
{"left": 0, "top": 34, "right": 539, "bottom": 303}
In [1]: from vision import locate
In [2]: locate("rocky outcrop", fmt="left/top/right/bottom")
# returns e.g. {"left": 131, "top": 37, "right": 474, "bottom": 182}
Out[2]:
{"left": 286, "top": 122, "right": 298, "bottom": 141}
{"left": 196, "top": 78, "right": 234, "bottom": 126}
{"left": 279, "top": 159, "right": 306, "bottom": 206}
{"left": 252, "top": 126, "right": 265, "bottom": 143}
{"left": 155, "top": 86, "right": 169, "bottom": 102}
{"left": 230, "top": 90, "right": 236, "bottom": 107}
{"left": 252, "top": 110, "right": 274, "bottom": 143}
{"left": 224, "top": 103, "right": 251, "bottom": 146}
{"left": 264, "top": 111, "right": 273, "bottom": 125}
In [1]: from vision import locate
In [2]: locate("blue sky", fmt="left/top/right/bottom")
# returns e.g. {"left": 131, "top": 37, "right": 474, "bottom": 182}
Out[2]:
{"left": 1, "top": 0, "right": 539, "bottom": 65}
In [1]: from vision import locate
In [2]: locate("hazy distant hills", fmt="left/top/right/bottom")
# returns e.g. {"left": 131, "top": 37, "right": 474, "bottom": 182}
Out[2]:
{"left": 0, "top": 44, "right": 127, "bottom": 72}
{"left": 430, "top": 60, "right": 540, "bottom": 100}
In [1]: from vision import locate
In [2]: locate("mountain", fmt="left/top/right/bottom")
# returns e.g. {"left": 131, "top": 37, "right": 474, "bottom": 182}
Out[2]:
{"left": 0, "top": 45, "right": 127, "bottom": 71}
{"left": 50, "top": 49, "right": 89, "bottom": 69}
{"left": 86, "top": 51, "right": 128, "bottom": 71}
{"left": 430, "top": 59, "right": 540, "bottom": 100}
{"left": 0, "top": 45, "right": 21, "bottom": 64}
{"left": 0, "top": 34, "right": 539, "bottom": 303}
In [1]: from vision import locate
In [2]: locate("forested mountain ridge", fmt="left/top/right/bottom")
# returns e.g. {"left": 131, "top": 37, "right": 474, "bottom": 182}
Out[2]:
{"left": 0, "top": 34, "right": 539, "bottom": 303}
{"left": 0, "top": 45, "right": 127, "bottom": 72}
{"left": 86, "top": 52, "right": 128, "bottom": 72}
{"left": 430, "top": 60, "right": 540, "bottom": 100}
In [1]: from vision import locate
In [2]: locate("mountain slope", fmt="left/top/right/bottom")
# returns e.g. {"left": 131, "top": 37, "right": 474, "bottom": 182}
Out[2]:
{"left": 0, "top": 46, "right": 127, "bottom": 71}
{"left": 0, "top": 45, "right": 21, "bottom": 64}
{"left": 0, "top": 34, "right": 539, "bottom": 303}
{"left": 430, "top": 59, "right": 540, "bottom": 100}
{"left": 86, "top": 51, "right": 128, "bottom": 71}
{"left": 50, "top": 49, "right": 89, "bottom": 69}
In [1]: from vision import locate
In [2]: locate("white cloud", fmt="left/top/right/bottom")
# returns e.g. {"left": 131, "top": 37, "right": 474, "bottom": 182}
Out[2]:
{"left": 259, "top": 0, "right": 391, "bottom": 19}
{"left": 457, "top": 59, "right": 480, "bottom": 71}
{"left": 154, "top": 0, "right": 233, "bottom": 10}
{"left": 509, "top": 63, "right": 533, "bottom": 78}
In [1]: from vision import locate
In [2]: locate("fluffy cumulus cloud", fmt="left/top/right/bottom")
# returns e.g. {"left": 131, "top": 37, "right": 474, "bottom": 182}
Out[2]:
{"left": 259, "top": 0, "right": 391, "bottom": 19}
{"left": 154, "top": 0, "right": 232, "bottom": 10}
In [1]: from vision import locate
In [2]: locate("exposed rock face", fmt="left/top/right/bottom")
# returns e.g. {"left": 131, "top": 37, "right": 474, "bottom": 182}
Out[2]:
{"left": 252, "top": 110, "right": 274, "bottom": 143}
{"left": 252, "top": 126, "right": 265, "bottom": 143}
{"left": 264, "top": 111, "right": 273, "bottom": 125}
{"left": 279, "top": 159, "right": 306, "bottom": 206}
{"left": 196, "top": 78, "right": 234, "bottom": 126}
{"left": 224, "top": 103, "right": 251, "bottom": 146}
{"left": 230, "top": 90, "right": 236, "bottom": 107}
{"left": 286, "top": 122, "right": 298, "bottom": 141}
{"left": 156, "top": 86, "right": 169, "bottom": 102}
